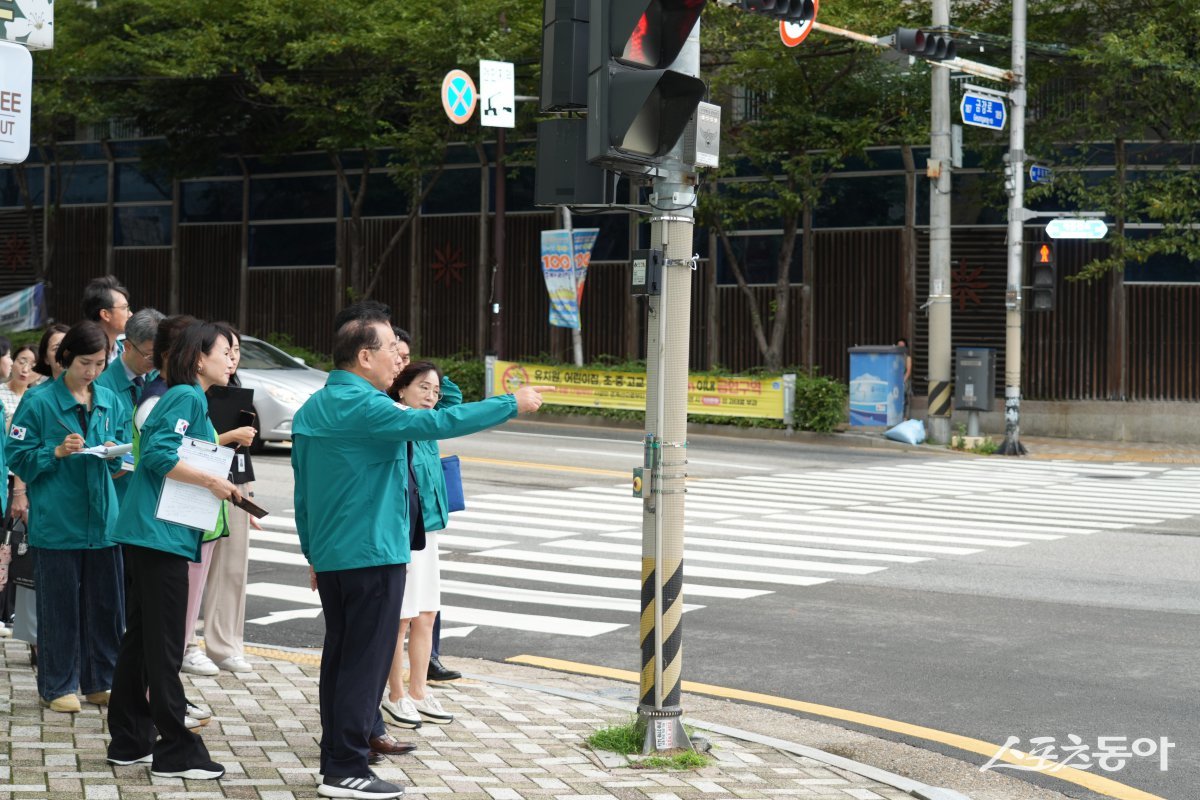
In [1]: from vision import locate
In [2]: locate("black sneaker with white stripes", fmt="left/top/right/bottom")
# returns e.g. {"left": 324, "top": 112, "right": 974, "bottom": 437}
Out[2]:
{"left": 318, "top": 773, "right": 404, "bottom": 799}
{"left": 151, "top": 759, "right": 226, "bottom": 780}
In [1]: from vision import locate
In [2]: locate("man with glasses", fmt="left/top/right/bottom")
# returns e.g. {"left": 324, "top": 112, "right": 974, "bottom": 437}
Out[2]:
{"left": 95, "top": 308, "right": 164, "bottom": 502}
{"left": 82, "top": 276, "right": 134, "bottom": 364}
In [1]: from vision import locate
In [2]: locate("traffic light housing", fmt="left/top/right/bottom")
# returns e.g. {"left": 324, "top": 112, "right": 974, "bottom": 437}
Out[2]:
{"left": 541, "top": 0, "right": 590, "bottom": 111}
{"left": 1029, "top": 242, "right": 1056, "bottom": 312}
{"left": 730, "top": 0, "right": 815, "bottom": 22}
{"left": 894, "top": 27, "right": 957, "bottom": 61}
{"left": 586, "top": 0, "right": 708, "bottom": 171}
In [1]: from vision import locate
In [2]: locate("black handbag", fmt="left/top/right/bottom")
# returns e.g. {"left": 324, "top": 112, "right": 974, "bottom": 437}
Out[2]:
{"left": 6, "top": 518, "right": 34, "bottom": 589}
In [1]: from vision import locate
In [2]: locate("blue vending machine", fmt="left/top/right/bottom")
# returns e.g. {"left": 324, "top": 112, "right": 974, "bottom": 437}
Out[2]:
{"left": 848, "top": 346, "right": 906, "bottom": 427}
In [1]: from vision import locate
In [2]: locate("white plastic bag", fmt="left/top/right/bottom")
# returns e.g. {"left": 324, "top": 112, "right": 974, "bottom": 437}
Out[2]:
{"left": 885, "top": 418, "right": 926, "bottom": 445}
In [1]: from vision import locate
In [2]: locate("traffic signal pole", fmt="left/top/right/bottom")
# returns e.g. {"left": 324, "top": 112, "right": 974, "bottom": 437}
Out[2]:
{"left": 638, "top": 16, "right": 698, "bottom": 757}
{"left": 999, "top": 0, "right": 1029, "bottom": 455}
{"left": 926, "top": 0, "right": 953, "bottom": 445}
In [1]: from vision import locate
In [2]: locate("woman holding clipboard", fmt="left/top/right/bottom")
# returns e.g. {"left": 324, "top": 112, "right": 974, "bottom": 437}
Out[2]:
{"left": 105, "top": 321, "right": 240, "bottom": 781}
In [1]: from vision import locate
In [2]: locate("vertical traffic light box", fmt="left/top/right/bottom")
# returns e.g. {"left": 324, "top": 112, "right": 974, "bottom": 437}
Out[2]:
{"left": 1029, "top": 242, "right": 1056, "bottom": 312}
{"left": 586, "top": 0, "right": 708, "bottom": 172}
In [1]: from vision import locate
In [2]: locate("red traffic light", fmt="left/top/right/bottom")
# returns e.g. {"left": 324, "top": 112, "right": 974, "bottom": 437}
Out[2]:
{"left": 1036, "top": 243, "right": 1054, "bottom": 264}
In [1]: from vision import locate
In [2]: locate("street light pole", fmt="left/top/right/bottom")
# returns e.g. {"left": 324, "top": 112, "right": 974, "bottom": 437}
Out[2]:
{"left": 926, "top": 0, "right": 953, "bottom": 445}
{"left": 999, "top": 0, "right": 1029, "bottom": 456}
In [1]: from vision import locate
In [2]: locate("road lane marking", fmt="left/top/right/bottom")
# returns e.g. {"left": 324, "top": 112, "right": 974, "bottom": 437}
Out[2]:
{"left": 508, "top": 655, "right": 1167, "bottom": 800}
{"left": 437, "top": 561, "right": 770, "bottom": 599}
{"left": 458, "top": 455, "right": 629, "bottom": 477}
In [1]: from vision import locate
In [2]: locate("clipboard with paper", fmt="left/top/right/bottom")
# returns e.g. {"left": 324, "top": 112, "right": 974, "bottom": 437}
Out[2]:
{"left": 154, "top": 436, "right": 235, "bottom": 530}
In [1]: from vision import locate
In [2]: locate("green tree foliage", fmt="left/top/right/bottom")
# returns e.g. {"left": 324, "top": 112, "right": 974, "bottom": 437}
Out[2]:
{"left": 698, "top": 4, "right": 926, "bottom": 371}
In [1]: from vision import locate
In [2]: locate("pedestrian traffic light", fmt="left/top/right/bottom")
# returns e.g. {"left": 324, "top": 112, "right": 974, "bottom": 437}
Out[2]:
{"left": 893, "top": 27, "right": 957, "bottom": 61}
{"left": 727, "top": 0, "right": 816, "bottom": 22}
{"left": 1030, "top": 242, "right": 1056, "bottom": 312}
{"left": 586, "top": 0, "right": 708, "bottom": 171}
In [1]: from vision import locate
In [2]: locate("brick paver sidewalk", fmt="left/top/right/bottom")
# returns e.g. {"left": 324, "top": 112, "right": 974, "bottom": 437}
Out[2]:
{"left": 0, "top": 643, "right": 918, "bottom": 800}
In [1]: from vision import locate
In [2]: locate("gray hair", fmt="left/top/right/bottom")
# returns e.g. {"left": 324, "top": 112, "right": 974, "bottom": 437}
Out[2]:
{"left": 126, "top": 307, "right": 166, "bottom": 345}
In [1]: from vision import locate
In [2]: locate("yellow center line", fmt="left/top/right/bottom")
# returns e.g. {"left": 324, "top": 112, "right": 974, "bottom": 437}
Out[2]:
{"left": 509, "top": 655, "right": 1166, "bottom": 800}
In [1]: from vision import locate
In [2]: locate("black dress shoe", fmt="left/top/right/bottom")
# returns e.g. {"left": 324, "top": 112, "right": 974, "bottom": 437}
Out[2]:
{"left": 368, "top": 751, "right": 385, "bottom": 766}
{"left": 427, "top": 656, "right": 461, "bottom": 682}
{"left": 369, "top": 733, "right": 417, "bottom": 756}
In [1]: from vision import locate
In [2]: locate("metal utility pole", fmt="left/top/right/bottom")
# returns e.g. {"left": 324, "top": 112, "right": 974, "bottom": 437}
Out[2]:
{"left": 926, "top": 0, "right": 953, "bottom": 445}
{"left": 491, "top": 129, "right": 507, "bottom": 359}
{"left": 637, "top": 16, "right": 697, "bottom": 758}
{"left": 999, "top": 0, "right": 1029, "bottom": 455}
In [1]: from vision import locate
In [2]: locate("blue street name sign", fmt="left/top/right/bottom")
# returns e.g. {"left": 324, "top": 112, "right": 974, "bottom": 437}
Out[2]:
{"left": 959, "top": 92, "right": 1006, "bottom": 131}
{"left": 1029, "top": 164, "right": 1054, "bottom": 184}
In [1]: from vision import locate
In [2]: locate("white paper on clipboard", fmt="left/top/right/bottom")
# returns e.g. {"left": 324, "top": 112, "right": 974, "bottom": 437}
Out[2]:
{"left": 154, "top": 436, "right": 235, "bottom": 530}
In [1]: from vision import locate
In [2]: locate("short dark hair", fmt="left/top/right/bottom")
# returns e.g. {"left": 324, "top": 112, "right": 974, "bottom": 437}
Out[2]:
{"left": 166, "top": 321, "right": 229, "bottom": 388}
{"left": 333, "top": 319, "right": 385, "bottom": 370}
{"left": 334, "top": 300, "right": 390, "bottom": 333}
{"left": 34, "top": 323, "right": 70, "bottom": 377}
{"left": 213, "top": 321, "right": 240, "bottom": 344}
{"left": 393, "top": 326, "right": 412, "bottom": 347}
{"left": 0, "top": 335, "right": 10, "bottom": 358}
{"left": 389, "top": 360, "right": 441, "bottom": 401}
{"left": 12, "top": 344, "right": 35, "bottom": 363}
{"left": 153, "top": 315, "right": 197, "bottom": 371}
{"left": 57, "top": 321, "right": 110, "bottom": 368}
{"left": 82, "top": 275, "right": 130, "bottom": 322}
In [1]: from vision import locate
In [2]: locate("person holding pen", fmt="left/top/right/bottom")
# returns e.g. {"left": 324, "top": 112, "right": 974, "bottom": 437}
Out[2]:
{"left": 105, "top": 321, "right": 240, "bottom": 781}
{"left": 7, "top": 321, "right": 126, "bottom": 714}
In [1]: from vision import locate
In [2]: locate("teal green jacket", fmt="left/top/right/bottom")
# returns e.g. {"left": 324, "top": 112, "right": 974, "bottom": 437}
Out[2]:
{"left": 110, "top": 383, "right": 218, "bottom": 561}
{"left": 292, "top": 370, "right": 515, "bottom": 573}
{"left": 410, "top": 375, "right": 462, "bottom": 533}
{"left": 92, "top": 358, "right": 146, "bottom": 502}
{"left": 7, "top": 374, "right": 123, "bottom": 549}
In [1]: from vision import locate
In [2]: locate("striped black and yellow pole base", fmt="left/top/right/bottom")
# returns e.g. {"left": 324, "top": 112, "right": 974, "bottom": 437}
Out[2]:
{"left": 638, "top": 556, "right": 692, "bottom": 754}
{"left": 928, "top": 380, "right": 953, "bottom": 418}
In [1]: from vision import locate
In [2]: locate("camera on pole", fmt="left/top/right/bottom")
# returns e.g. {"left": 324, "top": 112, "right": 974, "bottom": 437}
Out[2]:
{"left": 1029, "top": 242, "right": 1056, "bottom": 312}
{"left": 893, "top": 27, "right": 957, "bottom": 61}
{"left": 585, "top": 0, "right": 707, "bottom": 172}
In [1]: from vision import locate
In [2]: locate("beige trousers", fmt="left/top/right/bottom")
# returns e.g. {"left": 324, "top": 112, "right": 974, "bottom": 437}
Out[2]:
{"left": 201, "top": 484, "right": 251, "bottom": 662}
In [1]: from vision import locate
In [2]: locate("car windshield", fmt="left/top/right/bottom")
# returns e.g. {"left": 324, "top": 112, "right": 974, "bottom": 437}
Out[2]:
{"left": 239, "top": 339, "right": 305, "bottom": 371}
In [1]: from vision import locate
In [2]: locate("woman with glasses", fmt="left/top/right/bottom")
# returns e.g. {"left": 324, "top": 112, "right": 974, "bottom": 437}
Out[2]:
{"left": 379, "top": 360, "right": 462, "bottom": 731}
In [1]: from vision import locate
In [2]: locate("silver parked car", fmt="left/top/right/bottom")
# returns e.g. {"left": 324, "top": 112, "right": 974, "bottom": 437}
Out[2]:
{"left": 236, "top": 335, "right": 328, "bottom": 451}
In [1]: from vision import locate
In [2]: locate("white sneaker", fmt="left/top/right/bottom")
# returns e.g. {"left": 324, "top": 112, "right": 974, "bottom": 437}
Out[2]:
{"left": 181, "top": 650, "right": 219, "bottom": 676}
{"left": 186, "top": 700, "right": 212, "bottom": 720}
{"left": 216, "top": 655, "right": 252, "bottom": 673}
{"left": 184, "top": 714, "right": 209, "bottom": 730}
{"left": 0, "top": 621, "right": 11, "bottom": 638}
{"left": 379, "top": 696, "right": 421, "bottom": 729}
{"left": 411, "top": 693, "right": 453, "bottom": 725}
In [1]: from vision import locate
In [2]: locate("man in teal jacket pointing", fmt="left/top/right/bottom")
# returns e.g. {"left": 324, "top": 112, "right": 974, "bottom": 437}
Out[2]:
{"left": 293, "top": 311, "right": 547, "bottom": 800}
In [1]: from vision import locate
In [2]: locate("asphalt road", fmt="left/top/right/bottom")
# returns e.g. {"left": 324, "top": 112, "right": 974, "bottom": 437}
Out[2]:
{"left": 243, "top": 421, "right": 1200, "bottom": 800}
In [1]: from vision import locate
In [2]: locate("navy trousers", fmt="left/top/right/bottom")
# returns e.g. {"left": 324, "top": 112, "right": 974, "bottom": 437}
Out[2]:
{"left": 316, "top": 564, "right": 405, "bottom": 778}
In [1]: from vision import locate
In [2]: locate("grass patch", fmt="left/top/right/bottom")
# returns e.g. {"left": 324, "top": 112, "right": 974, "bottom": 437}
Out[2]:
{"left": 587, "top": 720, "right": 642, "bottom": 755}
{"left": 633, "top": 751, "right": 710, "bottom": 770}
{"left": 587, "top": 719, "right": 712, "bottom": 770}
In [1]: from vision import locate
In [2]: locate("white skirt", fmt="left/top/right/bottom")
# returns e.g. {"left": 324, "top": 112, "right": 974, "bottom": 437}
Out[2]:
{"left": 400, "top": 538, "right": 440, "bottom": 619}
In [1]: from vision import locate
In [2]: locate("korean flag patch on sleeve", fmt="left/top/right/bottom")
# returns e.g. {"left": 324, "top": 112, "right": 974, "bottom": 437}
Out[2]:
{"left": 9, "top": 425, "right": 25, "bottom": 441}
{"left": 174, "top": 419, "right": 190, "bottom": 435}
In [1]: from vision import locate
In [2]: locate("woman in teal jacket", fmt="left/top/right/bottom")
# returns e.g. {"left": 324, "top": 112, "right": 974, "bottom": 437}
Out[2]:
{"left": 105, "top": 321, "right": 239, "bottom": 781}
{"left": 7, "top": 321, "right": 126, "bottom": 714}
{"left": 379, "top": 361, "right": 462, "bottom": 730}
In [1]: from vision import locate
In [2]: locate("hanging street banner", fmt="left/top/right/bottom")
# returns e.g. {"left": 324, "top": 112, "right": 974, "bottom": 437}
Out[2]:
{"left": 0, "top": 281, "right": 43, "bottom": 330}
{"left": 539, "top": 227, "right": 599, "bottom": 330}
{"left": 3, "top": 0, "right": 53, "bottom": 50}
{"left": 490, "top": 359, "right": 790, "bottom": 421}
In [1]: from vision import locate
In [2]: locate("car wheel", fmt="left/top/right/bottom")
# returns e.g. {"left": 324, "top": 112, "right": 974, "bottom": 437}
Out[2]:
{"left": 249, "top": 407, "right": 266, "bottom": 454}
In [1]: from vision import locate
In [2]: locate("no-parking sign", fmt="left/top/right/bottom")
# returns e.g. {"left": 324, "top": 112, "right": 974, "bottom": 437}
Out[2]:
{"left": 441, "top": 69, "right": 477, "bottom": 125}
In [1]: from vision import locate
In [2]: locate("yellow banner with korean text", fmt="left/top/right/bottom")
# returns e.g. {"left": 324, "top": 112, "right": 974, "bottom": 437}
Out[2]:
{"left": 490, "top": 360, "right": 789, "bottom": 421}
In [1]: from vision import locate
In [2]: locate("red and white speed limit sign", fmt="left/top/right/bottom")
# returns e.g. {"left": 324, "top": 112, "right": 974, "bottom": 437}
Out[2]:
{"left": 779, "top": 1, "right": 819, "bottom": 47}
